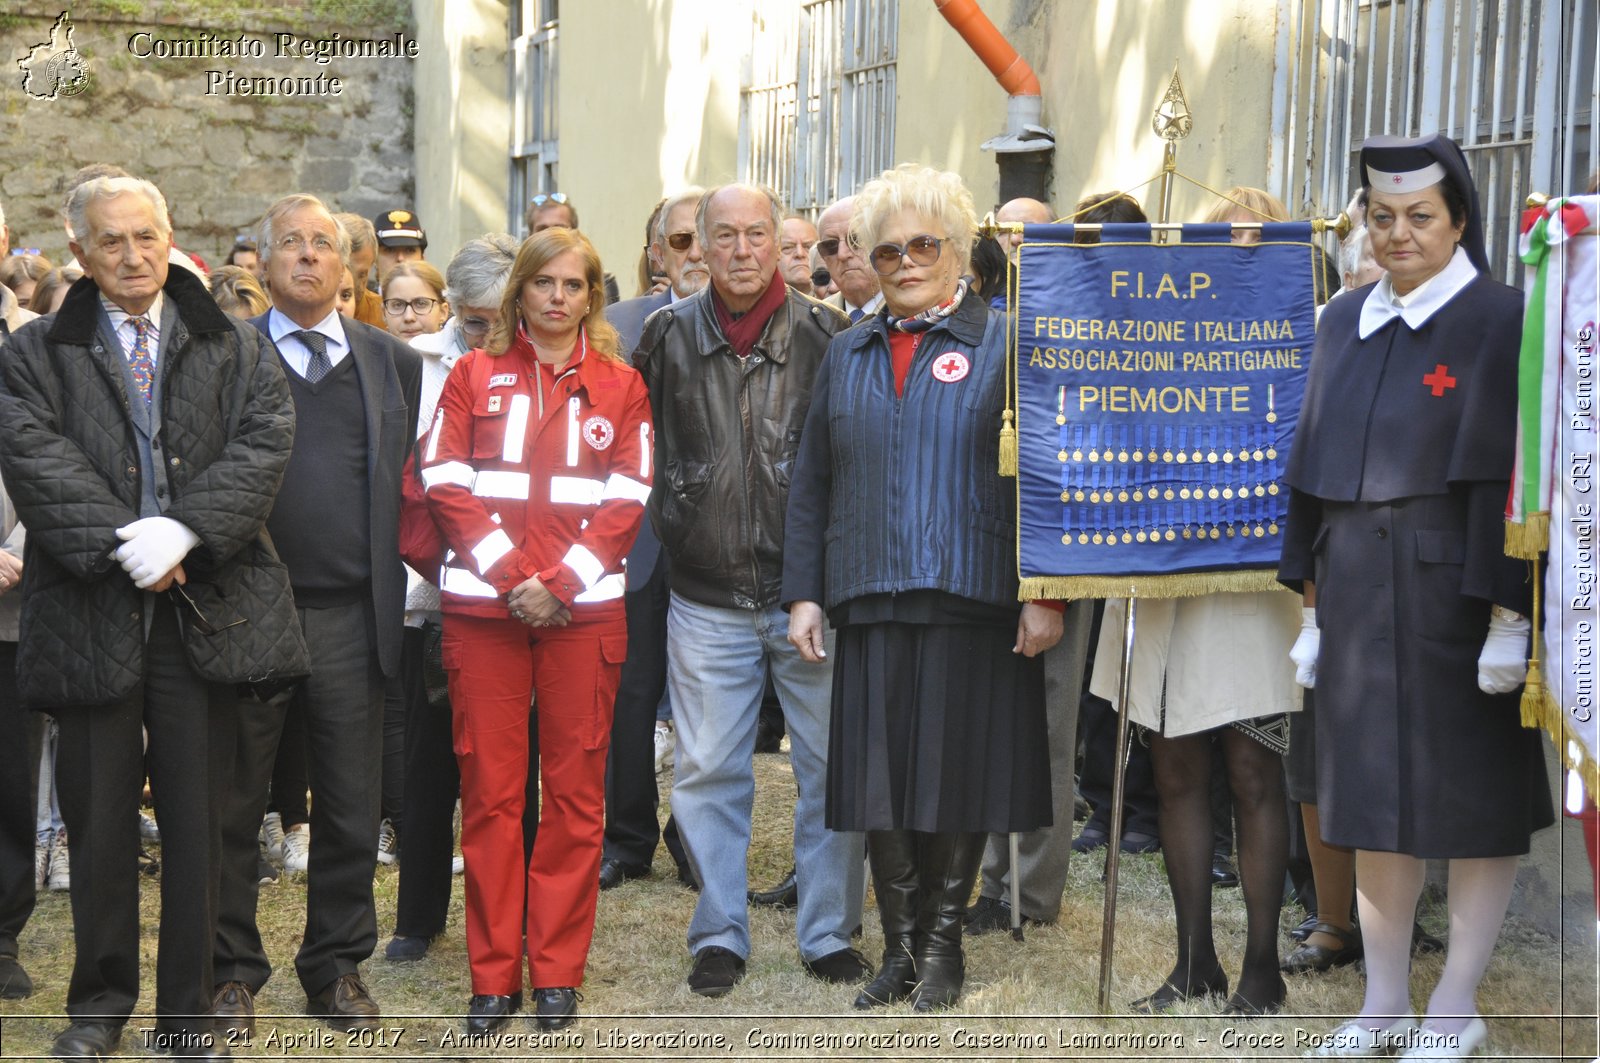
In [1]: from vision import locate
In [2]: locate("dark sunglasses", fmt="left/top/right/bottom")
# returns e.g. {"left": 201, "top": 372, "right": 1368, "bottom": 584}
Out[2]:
{"left": 869, "top": 234, "right": 943, "bottom": 276}
{"left": 528, "top": 192, "right": 569, "bottom": 207}
{"left": 168, "top": 582, "right": 247, "bottom": 637}
{"left": 815, "top": 236, "right": 845, "bottom": 258}
{"left": 664, "top": 231, "right": 696, "bottom": 252}
{"left": 810, "top": 267, "right": 832, "bottom": 288}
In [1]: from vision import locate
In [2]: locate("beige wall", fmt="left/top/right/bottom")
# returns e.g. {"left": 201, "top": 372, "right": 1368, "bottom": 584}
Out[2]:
{"left": 414, "top": 0, "right": 511, "bottom": 265}
{"left": 1033, "top": 0, "right": 1281, "bottom": 222}
{"left": 557, "top": 0, "right": 748, "bottom": 296}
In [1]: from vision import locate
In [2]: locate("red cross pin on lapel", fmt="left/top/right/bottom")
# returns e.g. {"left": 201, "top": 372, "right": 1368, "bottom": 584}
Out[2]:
{"left": 1422, "top": 364, "right": 1457, "bottom": 397}
{"left": 931, "top": 352, "right": 970, "bottom": 383}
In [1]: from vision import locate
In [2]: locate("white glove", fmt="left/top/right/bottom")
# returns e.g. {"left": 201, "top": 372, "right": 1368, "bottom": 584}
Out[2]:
{"left": 114, "top": 517, "right": 200, "bottom": 589}
{"left": 1289, "top": 606, "right": 1320, "bottom": 689}
{"left": 1477, "top": 611, "right": 1531, "bottom": 695}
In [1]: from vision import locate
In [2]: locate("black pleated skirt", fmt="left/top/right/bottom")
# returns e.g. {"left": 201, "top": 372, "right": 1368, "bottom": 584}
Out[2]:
{"left": 826, "top": 614, "right": 1052, "bottom": 834}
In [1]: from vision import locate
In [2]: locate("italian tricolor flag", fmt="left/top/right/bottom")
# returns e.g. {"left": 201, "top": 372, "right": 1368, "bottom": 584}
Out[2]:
{"left": 1508, "top": 194, "right": 1599, "bottom": 798}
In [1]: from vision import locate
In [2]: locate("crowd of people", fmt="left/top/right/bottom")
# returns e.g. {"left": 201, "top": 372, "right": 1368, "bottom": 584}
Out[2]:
{"left": 0, "top": 132, "right": 1559, "bottom": 1061}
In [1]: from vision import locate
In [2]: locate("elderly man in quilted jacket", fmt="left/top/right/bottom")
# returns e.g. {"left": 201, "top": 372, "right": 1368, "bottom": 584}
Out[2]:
{"left": 0, "top": 175, "right": 296, "bottom": 1061}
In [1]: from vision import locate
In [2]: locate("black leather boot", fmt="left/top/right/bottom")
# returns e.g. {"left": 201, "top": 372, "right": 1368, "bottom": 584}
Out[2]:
{"left": 911, "top": 831, "right": 985, "bottom": 1011}
{"left": 853, "top": 830, "right": 919, "bottom": 1009}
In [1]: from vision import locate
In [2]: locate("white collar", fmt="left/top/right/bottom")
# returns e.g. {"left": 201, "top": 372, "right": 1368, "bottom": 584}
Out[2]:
{"left": 101, "top": 291, "right": 165, "bottom": 334}
{"left": 846, "top": 292, "right": 884, "bottom": 316}
{"left": 1358, "top": 246, "right": 1478, "bottom": 338}
{"left": 267, "top": 306, "right": 345, "bottom": 349}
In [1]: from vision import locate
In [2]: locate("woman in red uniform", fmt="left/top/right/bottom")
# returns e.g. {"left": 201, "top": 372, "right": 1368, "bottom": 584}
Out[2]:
{"left": 420, "top": 227, "right": 651, "bottom": 1034}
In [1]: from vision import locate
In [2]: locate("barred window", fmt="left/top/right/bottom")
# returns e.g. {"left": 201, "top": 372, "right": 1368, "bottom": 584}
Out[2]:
{"left": 510, "top": 0, "right": 560, "bottom": 235}
{"left": 740, "top": 0, "right": 899, "bottom": 215}
{"left": 1268, "top": 0, "right": 1595, "bottom": 282}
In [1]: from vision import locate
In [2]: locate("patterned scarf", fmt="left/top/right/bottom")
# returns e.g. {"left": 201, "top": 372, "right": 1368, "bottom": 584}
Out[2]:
{"left": 887, "top": 277, "right": 969, "bottom": 333}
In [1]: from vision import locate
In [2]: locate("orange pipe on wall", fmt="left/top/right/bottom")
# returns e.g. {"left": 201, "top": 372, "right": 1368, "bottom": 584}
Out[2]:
{"left": 933, "top": 0, "right": 1041, "bottom": 98}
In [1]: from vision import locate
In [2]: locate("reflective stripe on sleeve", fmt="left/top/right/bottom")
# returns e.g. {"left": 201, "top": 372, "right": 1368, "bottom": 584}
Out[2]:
{"left": 600, "top": 473, "right": 650, "bottom": 505}
{"left": 639, "top": 422, "right": 651, "bottom": 479}
{"left": 573, "top": 572, "right": 626, "bottom": 603}
{"left": 566, "top": 397, "right": 580, "bottom": 466}
{"left": 550, "top": 476, "right": 605, "bottom": 506}
{"left": 421, "top": 460, "right": 475, "bottom": 491}
{"left": 442, "top": 566, "right": 500, "bottom": 598}
{"left": 502, "top": 394, "right": 531, "bottom": 462}
{"left": 471, "top": 528, "right": 515, "bottom": 572}
{"left": 472, "top": 470, "right": 531, "bottom": 500}
{"left": 561, "top": 543, "right": 605, "bottom": 588}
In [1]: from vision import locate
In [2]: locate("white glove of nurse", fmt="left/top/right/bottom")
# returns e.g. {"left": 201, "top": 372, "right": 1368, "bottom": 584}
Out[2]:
{"left": 114, "top": 516, "right": 201, "bottom": 589}
{"left": 1477, "top": 610, "right": 1531, "bottom": 695}
{"left": 1289, "top": 606, "right": 1319, "bottom": 689}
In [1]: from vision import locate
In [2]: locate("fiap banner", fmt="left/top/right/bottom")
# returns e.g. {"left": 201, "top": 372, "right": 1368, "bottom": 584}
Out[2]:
{"left": 1012, "top": 222, "right": 1322, "bottom": 598}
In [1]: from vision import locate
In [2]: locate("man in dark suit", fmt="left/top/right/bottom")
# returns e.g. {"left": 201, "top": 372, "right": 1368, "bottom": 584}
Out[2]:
{"left": 597, "top": 188, "right": 706, "bottom": 891}
{"left": 0, "top": 175, "right": 297, "bottom": 1060}
{"left": 213, "top": 193, "right": 421, "bottom": 1033}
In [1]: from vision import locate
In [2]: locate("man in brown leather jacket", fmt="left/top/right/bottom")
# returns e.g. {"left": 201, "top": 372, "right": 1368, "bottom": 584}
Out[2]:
{"left": 634, "top": 183, "right": 865, "bottom": 999}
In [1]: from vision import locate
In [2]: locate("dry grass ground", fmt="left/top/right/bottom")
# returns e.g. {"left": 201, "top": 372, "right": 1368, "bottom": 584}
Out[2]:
{"left": 2, "top": 749, "right": 1594, "bottom": 1062}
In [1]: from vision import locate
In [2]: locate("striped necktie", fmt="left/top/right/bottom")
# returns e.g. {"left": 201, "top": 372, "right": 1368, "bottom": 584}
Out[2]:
{"left": 127, "top": 316, "right": 155, "bottom": 405}
{"left": 297, "top": 330, "right": 331, "bottom": 383}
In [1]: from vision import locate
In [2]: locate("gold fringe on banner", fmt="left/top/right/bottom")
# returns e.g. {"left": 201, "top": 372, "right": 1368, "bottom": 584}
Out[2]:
{"left": 1504, "top": 513, "right": 1550, "bottom": 560}
{"left": 1520, "top": 554, "right": 1546, "bottom": 727}
{"left": 1523, "top": 682, "right": 1600, "bottom": 799}
{"left": 1019, "top": 568, "right": 1286, "bottom": 601}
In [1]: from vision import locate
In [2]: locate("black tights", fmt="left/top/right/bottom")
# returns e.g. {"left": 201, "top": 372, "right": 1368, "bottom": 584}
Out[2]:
{"left": 1150, "top": 726, "right": 1287, "bottom": 1010}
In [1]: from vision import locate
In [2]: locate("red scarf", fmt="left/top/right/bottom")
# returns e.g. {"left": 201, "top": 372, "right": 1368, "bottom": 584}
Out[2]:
{"left": 711, "top": 271, "right": 788, "bottom": 358}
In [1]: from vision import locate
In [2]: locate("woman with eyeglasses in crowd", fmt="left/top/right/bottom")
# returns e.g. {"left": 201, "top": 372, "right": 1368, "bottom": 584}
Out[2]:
{"left": 381, "top": 261, "right": 450, "bottom": 343}
{"left": 784, "top": 164, "right": 1063, "bottom": 1011}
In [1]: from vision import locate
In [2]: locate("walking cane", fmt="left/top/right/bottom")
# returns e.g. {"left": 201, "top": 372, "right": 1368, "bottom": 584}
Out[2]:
{"left": 1008, "top": 832, "right": 1024, "bottom": 941}
{"left": 1096, "top": 593, "right": 1138, "bottom": 1012}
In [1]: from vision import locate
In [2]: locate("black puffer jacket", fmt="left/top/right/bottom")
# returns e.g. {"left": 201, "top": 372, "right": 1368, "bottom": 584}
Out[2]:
{"left": 0, "top": 268, "right": 296, "bottom": 708}
{"left": 635, "top": 285, "right": 847, "bottom": 609}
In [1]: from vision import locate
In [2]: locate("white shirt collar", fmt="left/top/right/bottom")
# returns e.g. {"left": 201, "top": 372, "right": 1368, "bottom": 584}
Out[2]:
{"left": 101, "top": 291, "right": 165, "bottom": 333}
{"left": 846, "top": 292, "right": 884, "bottom": 317}
{"left": 1358, "top": 246, "right": 1478, "bottom": 338}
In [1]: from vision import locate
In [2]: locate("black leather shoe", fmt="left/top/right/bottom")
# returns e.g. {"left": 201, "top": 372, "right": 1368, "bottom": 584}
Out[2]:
{"left": 465, "top": 991, "right": 521, "bottom": 1035}
{"left": 1070, "top": 827, "right": 1110, "bottom": 853}
{"left": 307, "top": 972, "right": 381, "bottom": 1032}
{"left": 1211, "top": 854, "right": 1240, "bottom": 888}
{"left": 1119, "top": 830, "right": 1161, "bottom": 854}
{"left": 533, "top": 987, "right": 579, "bottom": 1030}
{"left": 1289, "top": 912, "right": 1319, "bottom": 942}
{"left": 383, "top": 935, "right": 431, "bottom": 962}
{"left": 213, "top": 980, "right": 255, "bottom": 1036}
{"left": 748, "top": 868, "right": 797, "bottom": 909}
{"left": 1280, "top": 921, "right": 1363, "bottom": 975}
{"left": 801, "top": 947, "right": 873, "bottom": 983}
{"left": 50, "top": 1022, "right": 122, "bottom": 1060}
{"left": 686, "top": 946, "right": 745, "bottom": 997}
{"left": 964, "top": 895, "right": 1044, "bottom": 936}
{"left": 675, "top": 858, "right": 700, "bottom": 892}
{"left": 1129, "top": 971, "right": 1228, "bottom": 1014}
{"left": 598, "top": 858, "right": 649, "bottom": 891}
{"left": 153, "top": 1027, "right": 230, "bottom": 1058}
{"left": 0, "top": 952, "right": 34, "bottom": 999}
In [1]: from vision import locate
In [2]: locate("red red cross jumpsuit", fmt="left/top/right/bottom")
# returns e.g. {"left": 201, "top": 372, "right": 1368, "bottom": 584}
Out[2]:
{"left": 421, "top": 325, "right": 650, "bottom": 994}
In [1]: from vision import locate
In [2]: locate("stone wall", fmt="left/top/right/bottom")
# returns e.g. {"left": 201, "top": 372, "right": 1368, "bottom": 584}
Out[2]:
{"left": 1, "top": 2, "right": 415, "bottom": 268}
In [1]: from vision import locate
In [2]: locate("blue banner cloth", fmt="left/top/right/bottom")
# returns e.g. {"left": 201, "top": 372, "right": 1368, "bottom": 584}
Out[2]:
{"left": 1013, "top": 222, "right": 1320, "bottom": 592}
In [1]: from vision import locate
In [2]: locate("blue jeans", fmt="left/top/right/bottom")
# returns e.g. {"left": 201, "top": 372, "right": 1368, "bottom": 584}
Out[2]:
{"left": 666, "top": 592, "right": 864, "bottom": 962}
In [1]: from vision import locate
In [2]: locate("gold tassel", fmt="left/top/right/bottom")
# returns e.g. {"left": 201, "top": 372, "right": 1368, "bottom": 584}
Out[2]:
{"left": 1504, "top": 513, "right": 1550, "bottom": 560}
{"left": 1519, "top": 658, "right": 1546, "bottom": 728}
{"left": 998, "top": 409, "right": 1018, "bottom": 477}
{"left": 1018, "top": 568, "right": 1288, "bottom": 601}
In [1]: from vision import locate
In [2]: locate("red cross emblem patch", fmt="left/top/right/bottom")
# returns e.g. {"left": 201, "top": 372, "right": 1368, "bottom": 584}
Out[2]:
{"left": 1421, "top": 364, "right": 1457, "bottom": 397}
{"left": 931, "top": 352, "right": 970, "bottom": 383}
{"left": 582, "top": 415, "right": 615, "bottom": 450}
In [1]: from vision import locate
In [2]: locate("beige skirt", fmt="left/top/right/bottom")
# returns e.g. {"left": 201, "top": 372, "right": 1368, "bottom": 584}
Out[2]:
{"left": 1088, "top": 591, "right": 1303, "bottom": 739}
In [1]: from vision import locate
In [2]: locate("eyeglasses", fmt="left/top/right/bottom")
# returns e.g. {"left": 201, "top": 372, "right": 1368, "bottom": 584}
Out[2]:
{"left": 458, "top": 316, "right": 492, "bottom": 341}
{"left": 274, "top": 233, "right": 336, "bottom": 256}
{"left": 664, "top": 231, "right": 697, "bottom": 252}
{"left": 816, "top": 237, "right": 844, "bottom": 258}
{"left": 384, "top": 296, "right": 440, "bottom": 316}
{"left": 168, "top": 582, "right": 247, "bottom": 637}
{"left": 809, "top": 267, "right": 832, "bottom": 288}
{"left": 528, "top": 193, "right": 570, "bottom": 207}
{"left": 869, "top": 234, "right": 943, "bottom": 275}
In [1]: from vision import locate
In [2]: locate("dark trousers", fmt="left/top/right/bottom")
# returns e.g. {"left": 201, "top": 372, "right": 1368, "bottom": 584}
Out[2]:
{"left": 601, "top": 558, "right": 686, "bottom": 871}
{"left": 1078, "top": 691, "right": 1160, "bottom": 837}
{"left": 215, "top": 600, "right": 384, "bottom": 997}
{"left": 0, "top": 640, "right": 40, "bottom": 955}
{"left": 268, "top": 700, "right": 309, "bottom": 826}
{"left": 55, "top": 600, "right": 234, "bottom": 1033}
{"left": 392, "top": 623, "right": 542, "bottom": 939}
